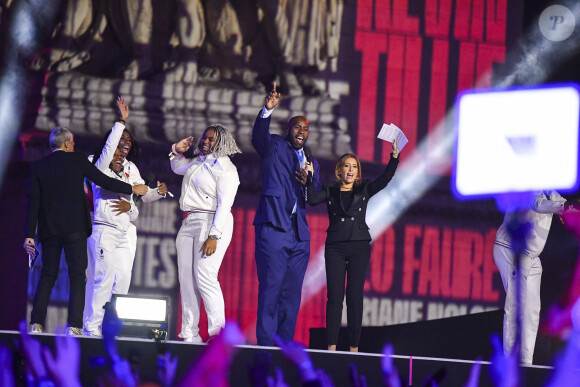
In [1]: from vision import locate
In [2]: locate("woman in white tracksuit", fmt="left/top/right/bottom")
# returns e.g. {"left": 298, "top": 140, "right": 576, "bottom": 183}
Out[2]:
{"left": 170, "top": 124, "right": 241, "bottom": 343}
{"left": 83, "top": 96, "right": 167, "bottom": 336}
{"left": 493, "top": 190, "right": 570, "bottom": 364}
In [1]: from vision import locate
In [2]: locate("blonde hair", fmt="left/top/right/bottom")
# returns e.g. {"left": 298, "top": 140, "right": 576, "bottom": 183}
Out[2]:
{"left": 334, "top": 153, "right": 362, "bottom": 183}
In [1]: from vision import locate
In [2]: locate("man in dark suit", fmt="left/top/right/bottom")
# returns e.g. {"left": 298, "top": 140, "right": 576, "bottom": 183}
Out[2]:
{"left": 252, "top": 83, "right": 320, "bottom": 345}
{"left": 23, "top": 126, "right": 148, "bottom": 335}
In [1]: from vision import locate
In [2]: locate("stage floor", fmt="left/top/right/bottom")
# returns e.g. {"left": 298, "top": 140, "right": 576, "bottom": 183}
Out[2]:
{"left": 0, "top": 330, "right": 556, "bottom": 386}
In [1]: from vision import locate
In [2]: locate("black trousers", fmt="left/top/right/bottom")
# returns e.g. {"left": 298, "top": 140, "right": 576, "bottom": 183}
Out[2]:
{"left": 31, "top": 232, "right": 88, "bottom": 328}
{"left": 325, "top": 240, "right": 371, "bottom": 348}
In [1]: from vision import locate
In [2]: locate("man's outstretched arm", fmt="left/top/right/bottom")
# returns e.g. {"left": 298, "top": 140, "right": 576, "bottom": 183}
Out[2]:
{"left": 252, "top": 82, "right": 281, "bottom": 158}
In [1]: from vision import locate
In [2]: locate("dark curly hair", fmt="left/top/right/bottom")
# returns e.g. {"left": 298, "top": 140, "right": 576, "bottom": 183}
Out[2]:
{"left": 91, "top": 127, "right": 141, "bottom": 165}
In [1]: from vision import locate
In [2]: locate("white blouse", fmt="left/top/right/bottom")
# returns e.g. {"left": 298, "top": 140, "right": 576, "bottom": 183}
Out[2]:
{"left": 171, "top": 152, "right": 240, "bottom": 237}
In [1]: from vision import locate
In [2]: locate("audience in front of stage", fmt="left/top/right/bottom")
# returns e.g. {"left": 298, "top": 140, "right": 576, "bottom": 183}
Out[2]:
{"left": 543, "top": 209, "right": 580, "bottom": 387}
{"left": 0, "top": 345, "right": 14, "bottom": 387}
{"left": 8, "top": 319, "right": 361, "bottom": 386}
{"left": 463, "top": 357, "right": 482, "bottom": 387}
{"left": 488, "top": 333, "right": 519, "bottom": 387}
{"left": 274, "top": 335, "right": 335, "bottom": 386}
{"left": 381, "top": 344, "right": 401, "bottom": 387}
{"left": 177, "top": 321, "right": 244, "bottom": 386}
{"left": 545, "top": 300, "right": 580, "bottom": 387}
{"left": 18, "top": 320, "right": 81, "bottom": 387}
{"left": 10, "top": 292, "right": 580, "bottom": 387}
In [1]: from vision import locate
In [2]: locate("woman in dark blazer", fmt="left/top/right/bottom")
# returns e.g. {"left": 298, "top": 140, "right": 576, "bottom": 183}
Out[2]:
{"left": 306, "top": 140, "right": 399, "bottom": 351}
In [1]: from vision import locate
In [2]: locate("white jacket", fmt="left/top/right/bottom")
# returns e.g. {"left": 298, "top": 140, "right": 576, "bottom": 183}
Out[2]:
{"left": 90, "top": 122, "right": 162, "bottom": 231}
{"left": 495, "top": 191, "right": 567, "bottom": 257}
{"left": 171, "top": 152, "right": 239, "bottom": 238}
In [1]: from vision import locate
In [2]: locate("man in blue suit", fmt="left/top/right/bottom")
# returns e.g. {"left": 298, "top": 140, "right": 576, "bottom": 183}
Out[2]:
{"left": 252, "top": 83, "right": 320, "bottom": 345}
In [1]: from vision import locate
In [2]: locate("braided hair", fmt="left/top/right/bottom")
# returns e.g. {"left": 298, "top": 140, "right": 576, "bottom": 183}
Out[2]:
{"left": 193, "top": 124, "right": 241, "bottom": 158}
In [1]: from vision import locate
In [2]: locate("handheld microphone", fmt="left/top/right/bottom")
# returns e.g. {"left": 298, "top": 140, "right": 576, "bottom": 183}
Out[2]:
{"left": 304, "top": 147, "right": 313, "bottom": 184}
{"left": 145, "top": 173, "right": 174, "bottom": 198}
{"left": 144, "top": 173, "right": 155, "bottom": 186}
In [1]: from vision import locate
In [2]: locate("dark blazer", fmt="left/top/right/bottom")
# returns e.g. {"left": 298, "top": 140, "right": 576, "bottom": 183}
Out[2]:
{"left": 252, "top": 112, "right": 320, "bottom": 241}
{"left": 306, "top": 155, "right": 399, "bottom": 244}
{"left": 25, "top": 150, "right": 133, "bottom": 240}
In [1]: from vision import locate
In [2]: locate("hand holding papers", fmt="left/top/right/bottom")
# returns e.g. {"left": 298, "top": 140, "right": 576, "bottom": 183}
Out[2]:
{"left": 378, "top": 123, "right": 408, "bottom": 151}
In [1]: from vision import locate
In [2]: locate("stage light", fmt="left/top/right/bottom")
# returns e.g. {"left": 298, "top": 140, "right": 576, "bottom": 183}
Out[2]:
{"left": 110, "top": 294, "right": 170, "bottom": 340}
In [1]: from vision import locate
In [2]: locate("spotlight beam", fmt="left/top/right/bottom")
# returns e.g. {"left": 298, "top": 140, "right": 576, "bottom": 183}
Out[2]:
{"left": 0, "top": 0, "right": 64, "bottom": 190}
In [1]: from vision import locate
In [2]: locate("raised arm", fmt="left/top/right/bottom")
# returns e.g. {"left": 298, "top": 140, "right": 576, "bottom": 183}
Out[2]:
{"left": 531, "top": 191, "right": 568, "bottom": 214}
{"left": 170, "top": 136, "right": 196, "bottom": 175}
{"left": 251, "top": 83, "right": 280, "bottom": 158}
{"left": 95, "top": 96, "right": 130, "bottom": 170}
{"left": 368, "top": 139, "right": 400, "bottom": 197}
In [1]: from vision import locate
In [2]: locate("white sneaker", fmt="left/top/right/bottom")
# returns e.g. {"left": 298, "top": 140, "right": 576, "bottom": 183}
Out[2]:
{"left": 82, "top": 328, "right": 102, "bottom": 337}
{"left": 183, "top": 335, "right": 203, "bottom": 343}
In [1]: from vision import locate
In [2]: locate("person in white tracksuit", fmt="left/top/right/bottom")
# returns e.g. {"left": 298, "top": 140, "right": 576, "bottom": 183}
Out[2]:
{"left": 83, "top": 96, "right": 168, "bottom": 336}
{"left": 494, "top": 190, "right": 573, "bottom": 364}
{"left": 170, "top": 124, "right": 241, "bottom": 343}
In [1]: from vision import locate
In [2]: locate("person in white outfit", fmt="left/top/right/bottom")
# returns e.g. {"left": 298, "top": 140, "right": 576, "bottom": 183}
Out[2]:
{"left": 83, "top": 96, "right": 168, "bottom": 336}
{"left": 170, "top": 124, "right": 241, "bottom": 343}
{"left": 494, "top": 190, "right": 575, "bottom": 364}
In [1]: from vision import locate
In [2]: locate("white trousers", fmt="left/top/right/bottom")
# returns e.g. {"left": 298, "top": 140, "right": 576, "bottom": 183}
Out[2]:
{"left": 176, "top": 212, "right": 233, "bottom": 339}
{"left": 493, "top": 243, "right": 543, "bottom": 364}
{"left": 83, "top": 224, "right": 136, "bottom": 333}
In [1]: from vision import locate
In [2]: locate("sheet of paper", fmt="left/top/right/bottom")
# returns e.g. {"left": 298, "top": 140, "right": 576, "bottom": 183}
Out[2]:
{"left": 377, "top": 123, "right": 408, "bottom": 151}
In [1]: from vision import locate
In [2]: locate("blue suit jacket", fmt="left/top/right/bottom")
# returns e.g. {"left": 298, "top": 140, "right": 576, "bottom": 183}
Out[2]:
{"left": 252, "top": 112, "right": 320, "bottom": 241}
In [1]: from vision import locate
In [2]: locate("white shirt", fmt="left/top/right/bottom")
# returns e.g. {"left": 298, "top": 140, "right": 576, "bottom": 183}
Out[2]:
{"left": 171, "top": 152, "right": 240, "bottom": 238}
{"left": 495, "top": 190, "right": 567, "bottom": 257}
{"left": 90, "top": 122, "right": 162, "bottom": 231}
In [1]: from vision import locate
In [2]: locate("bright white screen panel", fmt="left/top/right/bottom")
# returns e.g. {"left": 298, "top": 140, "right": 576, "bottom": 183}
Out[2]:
{"left": 115, "top": 297, "right": 167, "bottom": 322}
{"left": 454, "top": 85, "right": 580, "bottom": 198}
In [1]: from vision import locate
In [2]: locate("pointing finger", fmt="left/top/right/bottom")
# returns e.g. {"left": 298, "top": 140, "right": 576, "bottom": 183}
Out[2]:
{"left": 272, "top": 82, "right": 277, "bottom": 93}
